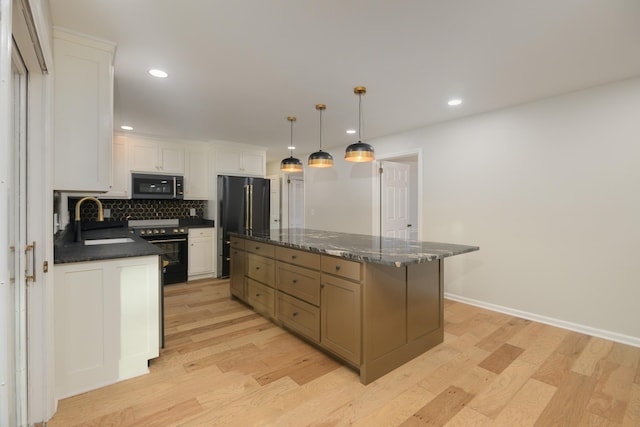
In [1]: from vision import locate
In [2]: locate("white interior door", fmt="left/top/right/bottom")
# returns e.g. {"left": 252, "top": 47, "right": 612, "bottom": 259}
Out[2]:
{"left": 381, "top": 161, "right": 411, "bottom": 239}
{"left": 6, "top": 39, "right": 29, "bottom": 427}
{"left": 288, "top": 175, "right": 304, "bottom": 228}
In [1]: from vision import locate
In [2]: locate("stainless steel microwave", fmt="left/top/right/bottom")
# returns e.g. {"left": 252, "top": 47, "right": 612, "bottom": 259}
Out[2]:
{"left": 132, "top": 173, "right": 184, "bottom": 199}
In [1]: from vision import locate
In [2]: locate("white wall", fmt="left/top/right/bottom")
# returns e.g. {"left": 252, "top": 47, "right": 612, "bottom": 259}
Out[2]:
{"left": 304, "top": 160, "right": 376, "bottom": 234}
{"left": 304, "top": 77, "right": 640, "bottom": 345}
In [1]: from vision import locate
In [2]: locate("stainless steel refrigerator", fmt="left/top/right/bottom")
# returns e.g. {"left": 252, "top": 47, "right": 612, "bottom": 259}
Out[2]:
{"left": 217, "top": 175, "right": 270, "bottom": 277}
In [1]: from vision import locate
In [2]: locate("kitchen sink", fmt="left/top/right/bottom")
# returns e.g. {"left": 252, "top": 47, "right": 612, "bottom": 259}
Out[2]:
{"left": 84, "top": 237, "right": 135, "bottom": 246}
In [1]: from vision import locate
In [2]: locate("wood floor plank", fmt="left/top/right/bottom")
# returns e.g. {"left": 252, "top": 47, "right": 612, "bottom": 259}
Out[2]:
{"left": 478, "top": 342, "right": 525, "bottom": 374}
{"left": 534, "top": 371, "right": 597, "bottom": 426}
{"left": 401, "top": 385, "right": 474, "bottom": 426}
{"left": 572, "top": 336, "right": 615, "bottom": 377}
{"left": 46, "top": 279, "right": 640, "bottom": 426}
{"left": 468, "top": 359, "right": 538, "bottom": 418}
{"left": 491, "top": 378, "right": 557, "bottom": 426}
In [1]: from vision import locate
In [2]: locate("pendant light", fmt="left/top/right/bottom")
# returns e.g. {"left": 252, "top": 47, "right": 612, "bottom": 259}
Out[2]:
{"left": 280, "top": 116, "right": 303, "bottom": 172}
{"left": 345, "top": 86, "right": 375, "bottom": 162}
{"left": 308, "top": 103, "right": 333, "bottom": 168}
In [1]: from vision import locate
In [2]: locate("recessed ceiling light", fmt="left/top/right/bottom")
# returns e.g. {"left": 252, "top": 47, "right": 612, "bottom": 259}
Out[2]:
{"left": 120, "top": 125, "right": 133, "bottom": 130}
{"left": 448, "top": 99, "right": 463, "bottom": 106}
{"left": 346, "top": 129, "right": 356, "bottom": 134}
{"left": 149, "top": 69, "right": 168, "bottom": 78}
{"left": 287, "top": 146, "right": 296, "bottom": 150}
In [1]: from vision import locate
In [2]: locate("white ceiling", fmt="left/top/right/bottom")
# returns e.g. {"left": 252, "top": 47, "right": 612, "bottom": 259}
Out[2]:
{"left": 48, "top": 0, "right": 640, "bottom": 163}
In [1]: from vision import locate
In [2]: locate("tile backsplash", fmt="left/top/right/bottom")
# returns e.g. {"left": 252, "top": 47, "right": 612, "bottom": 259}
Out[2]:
{"left": 68, "top": 198, "right": 207, "bottom": 222}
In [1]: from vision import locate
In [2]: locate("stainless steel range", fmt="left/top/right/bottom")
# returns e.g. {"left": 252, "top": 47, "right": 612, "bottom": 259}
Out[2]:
{"left": 129, "top": 219, "right": 188, "bottom": 285}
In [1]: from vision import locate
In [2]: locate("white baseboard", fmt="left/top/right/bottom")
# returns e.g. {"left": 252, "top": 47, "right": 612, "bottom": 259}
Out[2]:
{"left": 444, "top": 292, "right": 640, "bottom": 349}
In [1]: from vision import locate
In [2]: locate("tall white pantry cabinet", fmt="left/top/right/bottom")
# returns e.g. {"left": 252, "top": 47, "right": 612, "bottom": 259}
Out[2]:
{"left": 53, "top": 28, "right": 115, "bottom": 192}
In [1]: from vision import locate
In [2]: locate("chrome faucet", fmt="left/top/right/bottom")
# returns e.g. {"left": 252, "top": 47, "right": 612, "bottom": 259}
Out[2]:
{"left": 75, "top": 196, "right": 104, "bottom": 242}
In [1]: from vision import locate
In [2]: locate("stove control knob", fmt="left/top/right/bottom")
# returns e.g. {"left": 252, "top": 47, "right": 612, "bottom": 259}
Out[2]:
{"left": 160, "top": 229, "right": 166, "bottom": 234}
{"left": 154, "top": 229, "right": 160, "bottom": 234}
{"left": 140, "top": 230, "right": 145, "bottom": 235}
{"left": 180, "top": 228, "right": 185, "bottom": 233}
{"left": 147, "top": 229, "right": 153, "bottom": 234}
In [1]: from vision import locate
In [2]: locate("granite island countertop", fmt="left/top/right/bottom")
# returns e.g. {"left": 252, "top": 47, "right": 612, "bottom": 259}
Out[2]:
{"left": 54, "top": 225, "right": 162, "bottom": 264}
{"left": 231, "top": 228, "right": 479, "bottom": 267}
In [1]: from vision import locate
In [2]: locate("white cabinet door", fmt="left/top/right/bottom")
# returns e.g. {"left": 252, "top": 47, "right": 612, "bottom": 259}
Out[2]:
{"left": 53, "top": 29, "right": 115, "bottom": 192}
{"left": 103, "top": 136, "right": 129, "bottom": 198}
{"left": 54, "top": 256, "right": 159, "bottom": 399}
{"left": 214, "top": 148, "right": 265, "bottom": 176}
{"left": 129, "top": 138, "right": 185, "bottom": 174}
{"left": 188, "top": 228, "right": 215, "bottom": 278}
{"left": 159, "top": 143, "right": 185, "bottom": 174}
{"left": 129, "top": 139, "right": 158, "bottom": 172}
{"left": 184, "top": 145, "right": 210, "bottom": 200}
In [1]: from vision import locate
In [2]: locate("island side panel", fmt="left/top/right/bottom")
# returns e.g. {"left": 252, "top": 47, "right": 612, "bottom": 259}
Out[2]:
{"left": 360, "top": 260, "right": 444, "bottom": 384}
{"left": 407, "top": 259, "right": 443, "bottom": 340}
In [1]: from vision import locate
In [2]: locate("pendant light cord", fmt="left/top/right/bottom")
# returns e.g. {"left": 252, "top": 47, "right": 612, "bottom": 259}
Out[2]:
{"left": 319, "top": 107, "right": 323, "bottom": 151}
{"left": 290, "top": 119, "right": 294, "bottom": 156}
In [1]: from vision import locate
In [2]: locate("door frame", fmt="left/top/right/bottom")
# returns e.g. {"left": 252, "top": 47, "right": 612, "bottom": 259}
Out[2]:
{"left": 372, "top": 148, "right": 422, "bottom": 238}
{"left": 1, "top": 0, "right": 55, "bottom": 423}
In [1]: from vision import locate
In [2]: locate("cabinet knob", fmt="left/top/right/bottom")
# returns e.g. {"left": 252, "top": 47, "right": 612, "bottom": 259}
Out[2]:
{"left": 291, "top": 255, "right": 297, "bottom": 260}
{"left": 292, "top": 312, "right": 299, "bottom": 317}
{"left": 255, "top": 266, "right": 260, "bottom": 270}
{"left": 255, "top": 246, "right": 260, "bottom": 250}
{"left": 320, "top": 284, "right": 325, "bottom": 289}
{"left": 255, "top": 293, "right": 261, "bottom": 297}
{"left": 292, "top": 279, "right": 298, "bottom": 284}
{"left": 335, "top": 265, "right": 341, "bottom": 271}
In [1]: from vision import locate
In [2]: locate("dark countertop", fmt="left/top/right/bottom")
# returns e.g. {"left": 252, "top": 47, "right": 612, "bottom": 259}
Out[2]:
{"left": 179, "top": 218, "right": 214, "bottom": 228}
{"left": 232, "top": 228, "right": 479, "bottom": 267}
{"left": 54, "top": 225, "right": 162, "bottom": 264}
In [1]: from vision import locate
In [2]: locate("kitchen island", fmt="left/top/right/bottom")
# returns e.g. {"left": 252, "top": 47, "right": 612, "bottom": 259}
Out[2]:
{"left": 229, "top": 228, "right": 479, "bottom": 384}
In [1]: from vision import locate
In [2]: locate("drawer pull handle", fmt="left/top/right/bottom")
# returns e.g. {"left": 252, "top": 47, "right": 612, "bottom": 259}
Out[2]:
{"left": 292, "top": 279, "right": 298, "bottom": 284}
{"left": 335, "top": 265, "right": 341, "bottom": 271}
{"left": 255, "top": 293, "right": 261, "bottom": 297}
{"left": 292, "top": 312, "right": 299, "bottom": 317}
{"left": 291, "top": 255, "right": 297, "bottom": 259}
{"left": 256, "top": 246, "right": 260, "bottom": 250}
{"left": 320, "top": 284, "right": 325, "bottom": 289}
{"left": 255, "top": 266, "right": 260, "bottom": 270}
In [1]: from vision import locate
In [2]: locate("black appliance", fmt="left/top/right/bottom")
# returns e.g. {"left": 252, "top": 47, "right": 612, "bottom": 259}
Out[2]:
{"left": 217, "top": 175, "right": 270, "bottom": 277}
{"left": 129, "top": 219, "right": 188, "bottom": 285}
{"left": 132, "top": 173, "right": 184, "bottom": 199}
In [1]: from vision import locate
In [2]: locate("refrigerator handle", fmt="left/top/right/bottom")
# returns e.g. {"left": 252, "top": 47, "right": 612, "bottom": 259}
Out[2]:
{"left": 244, "top": 185, "right": 249, "bottom": 230}
{"left": 249, "top": 184, "right": 254, "bottom": 231}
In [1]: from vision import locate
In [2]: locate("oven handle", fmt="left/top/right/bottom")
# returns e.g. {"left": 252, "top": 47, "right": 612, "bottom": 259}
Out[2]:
{"left": 147, "top": 238, "right": 187, "bottom": 243}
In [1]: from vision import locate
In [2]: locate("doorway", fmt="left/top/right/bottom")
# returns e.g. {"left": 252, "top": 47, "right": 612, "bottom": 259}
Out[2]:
{"left": 377, "top": 154, "right": 420, "bottom": 240}
{"left": 281, "top": 173, "right": 304, "bottom": 229}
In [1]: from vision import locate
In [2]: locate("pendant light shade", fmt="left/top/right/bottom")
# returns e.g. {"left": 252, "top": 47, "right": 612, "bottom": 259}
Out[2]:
{"left": 345, "top": 86, "right": 375, "bottom": 162}
{"left": 308, "top": 103, "right": 333, "bottom": 168}
{"left": 280, "top": 116, "right": 303, "bottom": 172}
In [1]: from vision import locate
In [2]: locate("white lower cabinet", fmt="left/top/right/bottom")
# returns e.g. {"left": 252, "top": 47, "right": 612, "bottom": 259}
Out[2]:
{"left": 54, "top": 255, "right": 160, "bottom": 399}
{"left": 188, "top": 228, "right": 216, "bottom": 279}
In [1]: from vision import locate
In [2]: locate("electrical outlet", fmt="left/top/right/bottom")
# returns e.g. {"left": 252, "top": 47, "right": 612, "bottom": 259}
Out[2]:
{"left": 190, "top": 208, "right": 196, "bottom": 216}
{"left": 103, "top": 208, "right": 111, "bottom": 218}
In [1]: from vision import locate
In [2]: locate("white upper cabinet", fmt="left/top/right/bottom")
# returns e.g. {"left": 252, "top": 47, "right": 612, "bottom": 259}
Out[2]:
{"left": 214, "top": 148, "right": 266, "bottom": 176}
{"left": 184, "top": 144, "right": 210, "bottom": 200}
{"left": 53, "top": 28, "right": 115, "bottom": 192}
{"left": 129, "top": 138, "right": 185, "bottom": 175}
{"left": 102, "top": 135, "right": 129, "bottom": 198}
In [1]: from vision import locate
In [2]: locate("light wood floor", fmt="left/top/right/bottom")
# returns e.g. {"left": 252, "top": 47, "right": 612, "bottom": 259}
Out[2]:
{"left": 47, "top": 278, "right": 640, "bottom": 426}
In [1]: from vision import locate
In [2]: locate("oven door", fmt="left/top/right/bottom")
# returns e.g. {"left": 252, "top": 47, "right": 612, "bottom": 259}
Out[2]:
{"left": 145, "top": 236, "right": 188, "bottom": 284}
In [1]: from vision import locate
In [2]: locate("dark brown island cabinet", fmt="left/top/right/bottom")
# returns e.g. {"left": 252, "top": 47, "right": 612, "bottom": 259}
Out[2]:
{"left": 228, "top": 229, "right": 479, "bottom": 384}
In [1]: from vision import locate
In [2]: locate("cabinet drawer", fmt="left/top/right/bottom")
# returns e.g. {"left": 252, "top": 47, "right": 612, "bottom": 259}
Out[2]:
{"left": 230, "top": 236, "right": 245, "bottom": 250}
{"left": 277, "top": 293, "right": 320, "bottom": 343}
{"left": 189, "top": 227, "right": 214, "bottom": 238}
{"left": 247, "top": 278, "right": 275, "bottom": 318}
{"left": 275, "top": 247, "right": 320, "bottom": 270}
{"left": 246, "top": 253, "right": 275, "bottom": 286}
{"left": 276, "top": 263, "right": 320, "bottom": 306}
{"left": 321, "top": 256, "right": 362, "bottom": 282}
{"left": 245, "top": 241, "right": 275, "bottom": 258}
